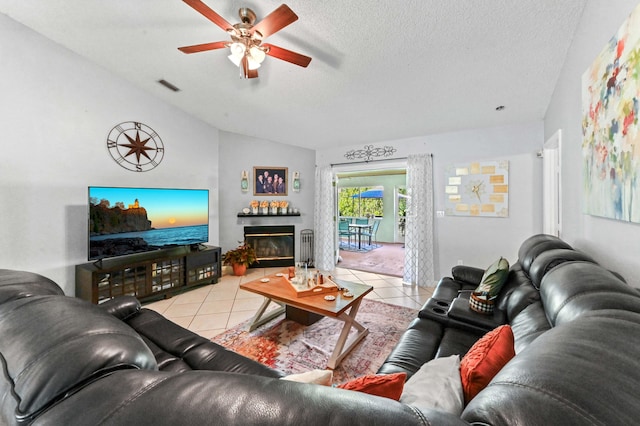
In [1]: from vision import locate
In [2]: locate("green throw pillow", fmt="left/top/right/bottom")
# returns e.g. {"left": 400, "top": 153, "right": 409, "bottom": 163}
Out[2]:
{"left": 475, "top": 257, "right": 510, "bottom": 299}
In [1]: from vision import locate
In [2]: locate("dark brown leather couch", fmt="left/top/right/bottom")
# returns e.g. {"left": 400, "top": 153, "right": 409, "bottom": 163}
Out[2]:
{"left": 2, "top": 234, "right": 639, "bottom": 425}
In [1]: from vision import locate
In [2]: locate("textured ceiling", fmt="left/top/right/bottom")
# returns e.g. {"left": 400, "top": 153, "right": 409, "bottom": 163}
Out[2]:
{"left": 0, "top": 1, "right": 587, "bottom": 149}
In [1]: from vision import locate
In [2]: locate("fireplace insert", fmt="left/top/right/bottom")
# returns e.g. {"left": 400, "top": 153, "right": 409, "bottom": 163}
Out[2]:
{"left": 244, "top": 225, "right": 295, "bottom": 268}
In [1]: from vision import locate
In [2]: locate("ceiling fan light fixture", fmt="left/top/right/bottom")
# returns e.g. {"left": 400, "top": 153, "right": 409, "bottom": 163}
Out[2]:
{"left": 249, "top": 46, "right": 266, "bottom": 64}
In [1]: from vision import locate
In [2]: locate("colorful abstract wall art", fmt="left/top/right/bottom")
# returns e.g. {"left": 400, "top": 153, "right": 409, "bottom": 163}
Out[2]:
{"left": 582, "top": 3, "right": 640, "bottom": 223}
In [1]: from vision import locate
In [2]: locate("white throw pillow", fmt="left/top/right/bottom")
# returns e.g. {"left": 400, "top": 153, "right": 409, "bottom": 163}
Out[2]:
{"left": 400, "top": 355, "right": 464, "bottom": 415}
{"left": 281, "top": 369, "right": 333, "bottom": 386}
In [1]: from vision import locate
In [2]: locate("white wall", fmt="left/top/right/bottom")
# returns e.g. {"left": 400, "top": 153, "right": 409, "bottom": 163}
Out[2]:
{"left": 317, "top": 121, "right": 544, "bottom": 278}
{"left": 218, "top": 131, "right": 315, "bottom": 262}
{"left": 0, "top": 14, "right": 220, "bottom": 295}
{"left": 545, "top": 0, "right": 640, "bottom": 287}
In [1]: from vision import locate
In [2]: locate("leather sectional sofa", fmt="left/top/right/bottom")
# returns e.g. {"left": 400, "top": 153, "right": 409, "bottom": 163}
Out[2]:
{"left": 2, "top": 234, "right": 640, "bottom": 425}
{"left": 379, "top": 234, "right": 640, "bottom": 424}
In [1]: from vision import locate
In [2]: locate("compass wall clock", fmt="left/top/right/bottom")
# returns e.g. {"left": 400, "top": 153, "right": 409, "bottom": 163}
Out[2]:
{"left": 106, "top": 121, "right": 164, "bottom": 172}
{"left": 444, "top": 160, "right": 509, "bottom": 217}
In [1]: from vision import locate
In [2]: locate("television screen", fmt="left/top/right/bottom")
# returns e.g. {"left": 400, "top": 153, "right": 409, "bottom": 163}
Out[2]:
{"left": 88, "top": 186, "right": 209, "bottom": 261}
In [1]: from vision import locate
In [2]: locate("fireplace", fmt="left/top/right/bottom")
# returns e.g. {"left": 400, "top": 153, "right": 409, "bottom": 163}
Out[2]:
{"left": 244, "top": 225, "right": 295, "bottom": 268}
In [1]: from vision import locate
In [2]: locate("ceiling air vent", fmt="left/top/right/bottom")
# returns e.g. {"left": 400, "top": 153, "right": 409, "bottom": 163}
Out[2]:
{"left": 157, "top": 79, "right": 180, "bottom": 92}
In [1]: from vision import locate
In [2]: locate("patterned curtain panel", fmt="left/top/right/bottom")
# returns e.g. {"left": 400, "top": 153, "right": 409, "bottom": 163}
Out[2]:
{"left": 403, "top": 154, "right": 435, "bottom": 286}
{"left": 314, "top": 165, "right": 336, "bottom": 271}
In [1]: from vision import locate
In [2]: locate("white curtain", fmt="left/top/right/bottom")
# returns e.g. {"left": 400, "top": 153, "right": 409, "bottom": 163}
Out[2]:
{"left": 314, "top": 165, "right": 336, "bottom": 271}
{"left": 403, "top": 154, "right": 435, "bottom": 287}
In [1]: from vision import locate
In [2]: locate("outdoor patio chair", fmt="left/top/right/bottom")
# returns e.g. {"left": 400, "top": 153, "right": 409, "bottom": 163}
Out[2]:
{"left": 339, "top": 219, "right": 355, "bottom": 247}
{"left": 362, "top": 219, "right": 380, "bottom": 247}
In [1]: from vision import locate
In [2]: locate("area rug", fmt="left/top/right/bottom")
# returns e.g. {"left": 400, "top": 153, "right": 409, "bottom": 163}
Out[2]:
{"left": 212, "top": 299, "right": 417, "bottom": 385}
{"left": 338, "top": 242, "right": 404, "bottom": 277}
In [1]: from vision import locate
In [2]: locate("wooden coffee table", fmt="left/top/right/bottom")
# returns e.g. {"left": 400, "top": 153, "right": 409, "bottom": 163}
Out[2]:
{"left": 239, "top": 272, "right": 373, "bottom": 369}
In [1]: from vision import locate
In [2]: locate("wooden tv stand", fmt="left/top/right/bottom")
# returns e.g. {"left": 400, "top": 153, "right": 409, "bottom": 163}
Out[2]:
{"left": 75, "top": 245, "right": 221, "bottom": 304}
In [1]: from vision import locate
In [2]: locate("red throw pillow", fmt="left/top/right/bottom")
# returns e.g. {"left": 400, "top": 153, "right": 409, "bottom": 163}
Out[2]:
{"left": 337, "top": 372, "right": 407, "bottom": 400}
{"left": 460, "top": 324, "right": 515, "bottom": 404}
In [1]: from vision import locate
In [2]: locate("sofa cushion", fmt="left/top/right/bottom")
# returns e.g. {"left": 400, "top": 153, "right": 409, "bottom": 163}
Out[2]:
{"left": 0, "top": 269, "right": 63, "bottom": 304}
{"left": 0, "top": 295, "right": 157, "bottom": 422}
{"left": 528, "top": 248, "right": 596, "bottom": 289}
{"left": 462, "top": 310, "right": 640, "bottom": 425}
{"left": 400, "top": 355, "right": 464, "bottom": 415}
{"left": 125, "top": 308, "right": 283, "bottom": 378}
{"left": 459, "top": 324, "right": 515, "bottom": 404}
{"left": 509, "top": 301, "right": 551, "bottom": 353}
{"left": 540, "top": 261, "right": 640, "bottom": 326}
{"left": 517, "top": 234, "right": 572, "bottom": 273}
{"left": 337, "top": 373, "right": 406, "bottom": 400}
{"left": 377, "top": 317, "right": 443, "bottom": 378}
{"left": 495, "top": 263, "right": 540, "bottom": 321}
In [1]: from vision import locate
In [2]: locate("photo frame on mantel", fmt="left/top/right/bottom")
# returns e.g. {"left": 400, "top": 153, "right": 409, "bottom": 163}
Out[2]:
{"left": 254, "top": 167, "right": 288, "bottom": 196}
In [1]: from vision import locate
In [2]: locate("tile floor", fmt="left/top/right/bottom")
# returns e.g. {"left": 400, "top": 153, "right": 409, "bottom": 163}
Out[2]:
{"left": 145, "top": 267, "right": 434, "bottom": 340}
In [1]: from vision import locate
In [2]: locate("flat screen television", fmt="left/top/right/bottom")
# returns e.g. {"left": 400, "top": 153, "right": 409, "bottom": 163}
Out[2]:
{"left": 88, "top": 186, "right": 209, "bottom": 261}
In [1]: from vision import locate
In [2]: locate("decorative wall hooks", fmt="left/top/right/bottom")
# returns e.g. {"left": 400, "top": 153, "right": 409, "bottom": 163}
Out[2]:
{"left": 344, "top": 145, "right": 397, "bottom": 162}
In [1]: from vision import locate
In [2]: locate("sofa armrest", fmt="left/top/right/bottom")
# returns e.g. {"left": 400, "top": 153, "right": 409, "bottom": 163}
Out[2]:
{"left": 98, "top": 296, "right": 141, "bottom": 321}
{"left": 451, "top": 266, "right": 485, "bottom": 286}
{"left": 37, "top": 370, "right": 448, "bottom": 426}
{"left": 447, "top": 297, "right": 506, "bottom": 331}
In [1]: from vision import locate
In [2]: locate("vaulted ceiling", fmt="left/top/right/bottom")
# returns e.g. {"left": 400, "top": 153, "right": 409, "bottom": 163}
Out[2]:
{"left": 0, "top": 1, "right": 587, "bottom": 149}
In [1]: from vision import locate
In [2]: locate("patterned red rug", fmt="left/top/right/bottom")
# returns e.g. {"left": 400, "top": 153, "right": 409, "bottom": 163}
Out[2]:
{"left": 212, "top": 299, "right": 417, "bottom": 385}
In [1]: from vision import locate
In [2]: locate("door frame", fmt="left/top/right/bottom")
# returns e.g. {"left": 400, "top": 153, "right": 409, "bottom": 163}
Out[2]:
{"left": 543, "top": 129, "right": 562, "bottom": 237}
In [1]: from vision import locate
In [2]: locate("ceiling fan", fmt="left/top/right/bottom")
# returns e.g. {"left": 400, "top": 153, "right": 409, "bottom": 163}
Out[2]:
{"left": 178, "top": 0, "right": 312, "bottom": 79}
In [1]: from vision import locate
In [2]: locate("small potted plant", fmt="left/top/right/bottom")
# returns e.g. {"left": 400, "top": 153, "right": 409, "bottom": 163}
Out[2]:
{"left": 222, "top": 243, "right": 258, "bottom": 276}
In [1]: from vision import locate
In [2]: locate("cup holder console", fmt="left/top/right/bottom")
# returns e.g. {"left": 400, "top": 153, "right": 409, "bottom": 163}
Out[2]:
{"left": 420, "top": 298, "right": 451, "bottom": 321}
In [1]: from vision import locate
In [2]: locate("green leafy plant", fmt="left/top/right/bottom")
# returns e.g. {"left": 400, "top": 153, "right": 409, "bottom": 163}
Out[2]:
{"left": 222, "top": 243, "right": 258, "bottom": 267}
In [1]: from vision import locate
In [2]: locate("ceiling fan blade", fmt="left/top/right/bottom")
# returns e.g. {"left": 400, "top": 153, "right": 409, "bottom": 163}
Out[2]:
{"left": 178, "top": 41, "right": 228, "bottom": 54}
{"left": 252, "top": 4, "right": 298, "bottom": 39}
{"left": 240, "top": 56, "right": 259, "bottom": 79}
{"left": 263, "top": 44, "right": 312, "bottom": 67}
{"left": 183, "top": 0, "right": 236, "bottom": 34}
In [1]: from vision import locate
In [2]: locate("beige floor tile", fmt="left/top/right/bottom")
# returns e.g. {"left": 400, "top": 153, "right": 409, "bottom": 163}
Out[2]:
{"left": 226, "top": 310, "right": 258, "bottom": 328}
{"left": 189, "top": 312, "right": 230, "bottom": 331}
{"left": 169, "top": 315, "right": 193, "bottom": 329}
{"left": 382, "top": 276, "right": 405, "bottom": 286}
{"left": 172, "top": 286, "right": 212, "bottom": 304}
{"left": 371, "top": 287, "right": 409, "bottom": 299}
{"left": 349, "top": 270, "right": 383, "bottom": 281}
{"left": 144, "top": 298, "right": 173, "bottom": 314}
{"left": 384, "top": 296, "right": 422, "bottom": 310}
{"left": 205, "top": 286, "right": 238, "bottom": 302}
{"left": 235, "top": 288, "right": 264, "bottom": 299}
{"left": 365, "top": 279, "right": 396, "bottom": 289}
{"left": 164, "top": 302, "right": 202, "bottom": 317}
{"left": 232, "top": 296, "right": 267, "bottom": 312}
{"left": 198, "top": 299, "right": 235, "bottom": 315}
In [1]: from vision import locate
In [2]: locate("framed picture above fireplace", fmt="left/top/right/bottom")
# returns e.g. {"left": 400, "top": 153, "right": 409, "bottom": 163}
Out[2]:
{"left": 254, "top": 167, "right": 288, "bottom": 196}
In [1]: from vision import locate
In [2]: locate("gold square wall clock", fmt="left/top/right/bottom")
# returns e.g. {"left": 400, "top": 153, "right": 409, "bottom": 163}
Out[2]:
{"left": 444, "top": 160, "right": 509, "bottom": 217}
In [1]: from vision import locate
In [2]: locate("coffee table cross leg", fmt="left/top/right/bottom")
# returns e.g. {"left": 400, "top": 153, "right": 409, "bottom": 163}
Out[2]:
{"left": 326, "top": 299, "right": 369, "bottom": 369}
{"left": 248, "top": 297, "right": 285, "bottom": 332}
